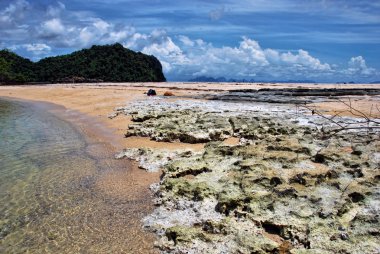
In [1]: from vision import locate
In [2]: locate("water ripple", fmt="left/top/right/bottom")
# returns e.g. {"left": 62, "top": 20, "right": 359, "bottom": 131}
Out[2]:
{"left": 0, "top": 99, "right": 157, "bottom": 253}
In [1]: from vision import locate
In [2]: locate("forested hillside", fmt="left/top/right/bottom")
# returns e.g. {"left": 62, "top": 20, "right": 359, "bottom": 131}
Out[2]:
{"left": 0, "top": 43, "right": 166, "bottom": 84}
{"left": 0, "top": 50, "right": 36, "bottom": 83}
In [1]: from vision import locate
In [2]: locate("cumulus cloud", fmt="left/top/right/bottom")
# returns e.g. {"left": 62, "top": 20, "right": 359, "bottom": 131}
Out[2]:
{"left": 35, "top": 14, "right": 135, "bottom": 48}
{"left": 39, "top": 18, "right": 65, "bottom": 38}
{"left": 7, "top": 43, "right": 51, "bottom": 56}
{"left": 124, "top": 29, "right": 189, "bottom": 72}
{"left": 0, "top": 1, "right": 134, "bottom": 48}
{"left": 25, "top": 43, "right": 51, "bottom": 54}
{"left": 1, "top": 0, "right": 378, "bottom": 81}
{"left": 124, "top": 33, "right": 333, "bottom": 80}
{"left": 178, "top": 35, "right": 194, "bottom": 47}
{"left": 93, "top": 19, "right": 111, "bottom": 34}
{"left": 25, "top": 43, "right": 50, "bottom": 52}
{"left": 346, "top": 56, "right": 376, "bottom": 76}
{"left": 277, "top": 49, "right": 331, "bottom": 71}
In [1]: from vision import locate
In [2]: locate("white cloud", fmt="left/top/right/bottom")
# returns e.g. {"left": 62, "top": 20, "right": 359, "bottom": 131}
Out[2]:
{"left": 40, "top": 18, "right": 65, "bottom": 38}
{"left": 46, "top": 2, "right": 65, "bottom": 17}
{"left": 239, "top": 37, "right": 268, "bottom": 65}
{"left": 345, "top": 56, "right": 376, "bottom": 76}
{"left": 124, "top": 29, "right": 189, "bottom": 73}
{"left": 79, "top": 27, "right": 94, "bottom": 46}
{"left": 279, "top": 49, "right": 331, "bottom": 71}
{"left": 7, "top": 43, "right": 51, "bottom": 56}
{"left": 108, "top": 30, "right": 130, "bottom": 42}
{"left": 195, "top": 39, "right": 206, "bottom": 47}
{"left": 25, "top": 43, "right": 51, "bottom": 54}
{"left": 124, "top": 33, "right": 334, "bottom": 80}
{"left": 93, "top": 19, "right": 111, "bottom": 33}
{"left": 25, "top": 43, "right": 50, "bottom": 52}
{"left": 1, "top": 0, "right": 377, "bottom": 81}
{"left": 35, "top": 15, "right": 135, "bottom": 47}
{"left": 0, "top": 0, "right": 29, "bottom": 27}
{"left": 349, "top": 56, "right": 367, "bottom": 69}
{"left": 178, "top": 35, "right": 194, "bottom": 47}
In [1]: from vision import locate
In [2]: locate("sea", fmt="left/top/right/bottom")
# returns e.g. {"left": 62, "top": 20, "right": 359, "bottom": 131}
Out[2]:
{"left": 0, "top": 98, "right": 155, "bottom": 253}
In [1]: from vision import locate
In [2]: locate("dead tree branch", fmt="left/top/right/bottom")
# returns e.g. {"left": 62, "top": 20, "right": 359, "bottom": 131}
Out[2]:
{"left": 300, "top": 99, "right": 380, "bottom": 137}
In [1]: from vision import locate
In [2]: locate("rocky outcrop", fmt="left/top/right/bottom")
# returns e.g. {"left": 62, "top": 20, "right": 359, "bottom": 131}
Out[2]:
{"left": 117, "top": 98, "right": 316, "bottom": 144}
{"left": 116, "top": 148, "right": 198, "bottom": 172}
{"left": 125, "top": 110, "right": 233, "bottom": 143}
{"left": 143, "top": 141, "right": 378, "bottom": 253}
{"left": 116, "top": 97, "right": 380, "bottom": 253}
{"left": 210, "top": 88, "right": 380, "bottom": 104}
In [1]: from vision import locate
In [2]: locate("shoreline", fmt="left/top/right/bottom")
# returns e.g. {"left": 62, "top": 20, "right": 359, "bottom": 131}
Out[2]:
{"left": 0, "top": 84, "right": 207, "bottom": 150}
{"left": 1, "top": 83, "right": 379, "bottom": 253}
{"left": 0, "top": 95, "right": 160, "bottom": 253}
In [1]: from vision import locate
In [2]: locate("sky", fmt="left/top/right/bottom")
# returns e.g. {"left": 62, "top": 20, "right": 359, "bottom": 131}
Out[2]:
{"left": 0, "top": 0, "right": 379, "bottom": 82}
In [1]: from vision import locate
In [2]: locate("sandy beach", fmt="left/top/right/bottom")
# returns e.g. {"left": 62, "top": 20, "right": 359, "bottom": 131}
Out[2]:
{"left": 1, "top": 82, "right": 380, "bottom": 253}
{"left": 1, "top": 82, "right": 379, "bottom": 120}
{"left": 0, "top": 84, "right": 166, "bottom": 253}
{"left": 0, "top": 84, "right": 209, "bottom": 150}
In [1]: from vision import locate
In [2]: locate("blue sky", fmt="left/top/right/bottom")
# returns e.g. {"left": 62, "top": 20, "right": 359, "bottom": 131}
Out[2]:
{"left": 1, "top": 0, "right": 379, "bottom": 82}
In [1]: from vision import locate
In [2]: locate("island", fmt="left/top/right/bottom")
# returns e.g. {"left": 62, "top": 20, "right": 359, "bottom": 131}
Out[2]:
{"left": 0, "top": 43, "right": 166, "bottom": 84}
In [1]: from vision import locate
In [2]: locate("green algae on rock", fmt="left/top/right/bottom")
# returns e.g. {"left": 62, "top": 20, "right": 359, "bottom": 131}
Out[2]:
{"left": 116, "top": 98, "right": 380, "bottom": 253}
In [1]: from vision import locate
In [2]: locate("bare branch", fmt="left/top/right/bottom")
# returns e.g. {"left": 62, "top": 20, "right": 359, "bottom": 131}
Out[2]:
{"left": 302, "top": 104, "right": 345, "bottom": 128}
{"left": 337, "top": 98, "right": 380, "bottom": 124}
{"left": 300, "top": 99, "right": 380, "bottom": 139}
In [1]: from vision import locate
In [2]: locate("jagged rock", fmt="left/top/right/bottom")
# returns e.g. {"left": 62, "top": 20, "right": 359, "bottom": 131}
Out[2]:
{"left": 114, "top": 97, "right": 380, "bottom": 253}
{"left": 115, "top": 148, "right": 199, "bottom": 172}
{"left": 165, "top": 226, "right": 210, "bottom": 244}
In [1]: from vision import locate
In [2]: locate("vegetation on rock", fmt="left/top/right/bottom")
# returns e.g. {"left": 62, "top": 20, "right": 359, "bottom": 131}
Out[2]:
{"left": 0, "top": 43, "right": 166, "bottom": 84}
{"left": 116, "top": 98, "right": 380, "bottom": 253}
{"left": 0, "top": 50, "right": 36, "bottom": 83}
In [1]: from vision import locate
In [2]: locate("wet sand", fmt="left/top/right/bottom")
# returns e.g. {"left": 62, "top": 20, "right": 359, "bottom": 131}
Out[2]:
{"left": 311, "top": 96, "right": 380, "bottom": 118}
{"left": 0, "top": 82, "right": 378, "bottom": 156}
{"left": 0, "top": 82, "right": 378, "bottom": 171}
{"left": 0, "top": 84, "right": 206, "bottom": 151}
{"left": 0, "top": 95, "right": 161, "bottom": 253}
{"left": 1, "top": 82, "right": 379, "bottom": 121}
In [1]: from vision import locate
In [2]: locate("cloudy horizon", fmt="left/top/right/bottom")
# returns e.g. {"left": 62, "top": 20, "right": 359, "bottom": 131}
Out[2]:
{"left": 1, "top": 0, "right": 379, "bottom": 82}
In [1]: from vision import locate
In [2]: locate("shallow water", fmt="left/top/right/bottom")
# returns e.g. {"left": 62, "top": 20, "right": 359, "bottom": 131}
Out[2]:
{"left": 0, "top": 98, "right": 157, "bottom": 253}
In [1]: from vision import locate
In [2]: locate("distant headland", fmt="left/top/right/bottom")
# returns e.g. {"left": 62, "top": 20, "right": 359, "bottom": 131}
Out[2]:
{"left": 0, "top": 43, "right": 166, "bottom": 84}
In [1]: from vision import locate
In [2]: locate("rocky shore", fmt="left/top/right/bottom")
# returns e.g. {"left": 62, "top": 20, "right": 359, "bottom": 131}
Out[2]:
{"left": 115, "top": 93, "right": 379, "bottom": 253}
{"left": 207, "top": 88, "right": 380, "bottom": 104}
{"left": 1, "top": 84, "right": 378, "bottom": 253}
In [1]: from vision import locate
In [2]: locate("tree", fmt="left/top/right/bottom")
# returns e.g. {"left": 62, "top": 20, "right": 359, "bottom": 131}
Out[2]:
{"left": 0, "top": 57, "right": 11, "bottom": 83}
{"left": 0, "top": 44, "right": 166, "bottom": 83}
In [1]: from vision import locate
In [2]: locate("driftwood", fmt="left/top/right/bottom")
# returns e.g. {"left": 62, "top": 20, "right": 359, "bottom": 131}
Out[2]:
{"left": 299, "top": 98, "right": 380, "bottom": 138}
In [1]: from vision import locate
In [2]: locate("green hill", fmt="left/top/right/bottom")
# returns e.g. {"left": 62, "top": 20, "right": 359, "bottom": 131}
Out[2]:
{"left": 0, "top": 43, "right": 166, "bottom": 84}
{"left": 0, "top": 50, "right": 37, "bottom": 83}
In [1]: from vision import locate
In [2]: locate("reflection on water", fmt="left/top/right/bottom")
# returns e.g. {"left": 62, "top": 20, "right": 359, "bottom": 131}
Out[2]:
{"left": 0, "top": 99, "right": 157, "bottom": 253}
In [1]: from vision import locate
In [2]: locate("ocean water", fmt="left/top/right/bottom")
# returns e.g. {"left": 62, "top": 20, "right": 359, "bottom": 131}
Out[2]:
{"left": 0, "top": 98, "right": 156, "bottom": 253}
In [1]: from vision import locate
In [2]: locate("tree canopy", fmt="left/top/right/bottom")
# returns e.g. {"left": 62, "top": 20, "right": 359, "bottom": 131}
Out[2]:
{"left": 0, "top": 43, "right": 166, "bottom": 84}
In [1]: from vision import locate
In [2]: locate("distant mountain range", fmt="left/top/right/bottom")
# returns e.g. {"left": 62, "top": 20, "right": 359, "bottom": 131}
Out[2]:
{"left": 188, "top": 76, "right": 316, "bottom": 83}
{"left": 0, "top": 43, "right": 166, "bottom": 84}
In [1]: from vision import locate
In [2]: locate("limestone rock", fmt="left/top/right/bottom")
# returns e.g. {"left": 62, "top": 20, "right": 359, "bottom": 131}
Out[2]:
{"left": 115, "top": 97, "right": 380, "bottom": 253}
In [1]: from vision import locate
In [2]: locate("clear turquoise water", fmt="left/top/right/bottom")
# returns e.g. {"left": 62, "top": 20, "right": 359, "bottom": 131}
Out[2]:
{"left": 0, "top": 98, "right": 155, "bottom": 253}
